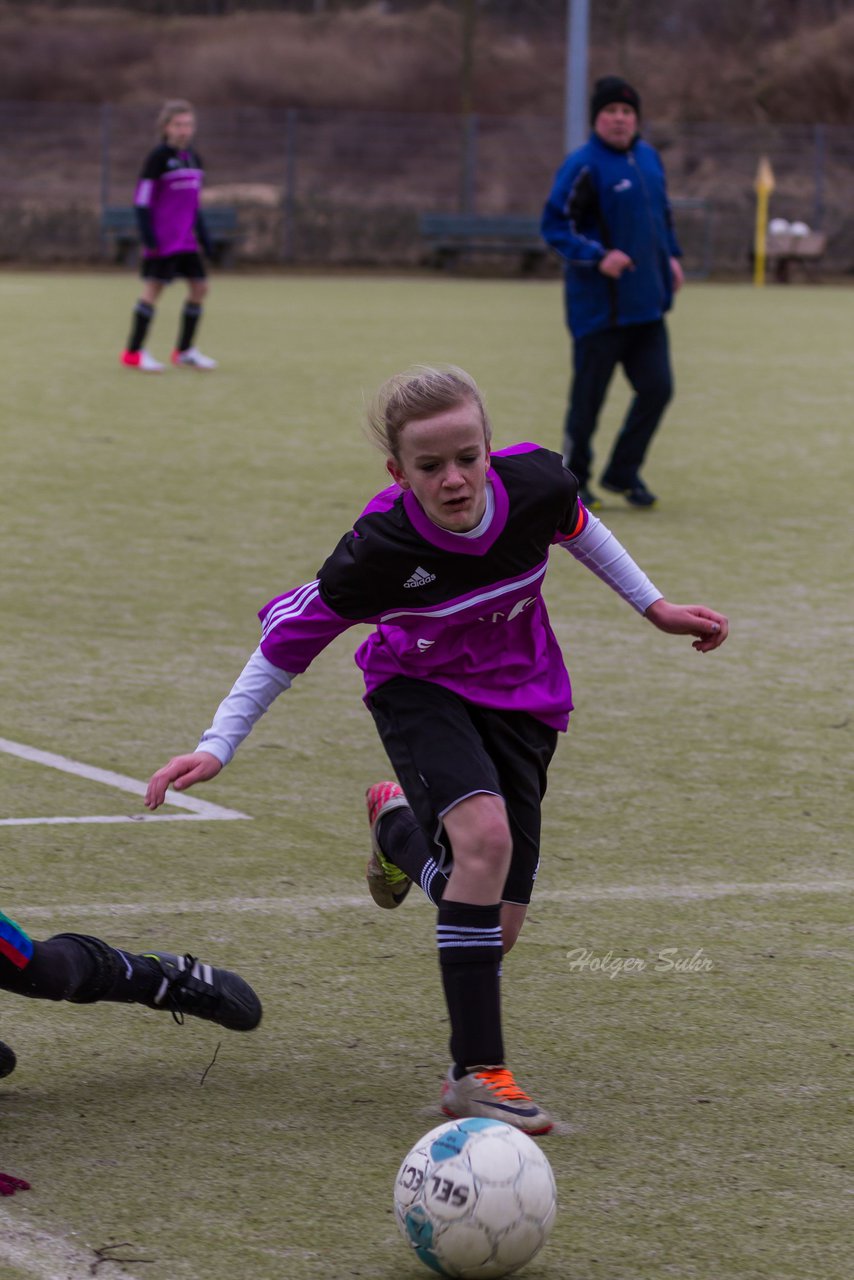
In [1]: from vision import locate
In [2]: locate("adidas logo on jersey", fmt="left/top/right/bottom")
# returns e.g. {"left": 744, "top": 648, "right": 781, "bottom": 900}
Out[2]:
{"left": 403, "top": 566, "right": 436, "bottom": 589}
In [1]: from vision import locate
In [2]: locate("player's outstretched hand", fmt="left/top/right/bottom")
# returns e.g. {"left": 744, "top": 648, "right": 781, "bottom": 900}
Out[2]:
{"left": 145, "top": 751, "right": 222, "bottom": 810}
{"left": 644, "top": 600, "right": 729, "bottom": 653}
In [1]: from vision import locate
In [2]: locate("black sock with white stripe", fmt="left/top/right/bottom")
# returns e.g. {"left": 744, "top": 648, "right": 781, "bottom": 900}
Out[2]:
{"left": 377, "top": 805, "right": 449, "bottom": 905}
{"left": 49, "top": 934, "right": 161, "bottom": 1006}
{"left": 127, "top": 300, "right": 154, "bottom": 353}
{"left": 437, "top": 900, "right": 504, "bottom": 1071}
{"left": 177, "top": 301, "right": 202, "bottom": 352}
{"left": 99, "top": 949, "right": 167, "bottom": 1005}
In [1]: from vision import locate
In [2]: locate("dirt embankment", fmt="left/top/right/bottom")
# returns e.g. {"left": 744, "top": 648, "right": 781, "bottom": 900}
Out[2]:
{"left": 1, "top": 1, "right": 853, "bottom": 124}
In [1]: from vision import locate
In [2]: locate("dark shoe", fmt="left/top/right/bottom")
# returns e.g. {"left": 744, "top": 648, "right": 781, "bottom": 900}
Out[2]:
{"left": 600, "top": 476, "right": 657, "bottom": 507}
{"left": 0, "top": 1040, "right": 16, "bottom": 1079}
{"left": 578, "top": 484, "right": 602, "bottom": 512}
{"left": 143, "top": 953, "right": 262, "bottom": 1032}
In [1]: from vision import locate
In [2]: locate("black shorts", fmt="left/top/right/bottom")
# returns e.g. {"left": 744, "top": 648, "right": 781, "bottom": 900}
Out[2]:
{"left": 367, "top": 677, "right": 558, "bottom": 905}
{"left": 141, "top": 252, "right": 206, "bottom": 283}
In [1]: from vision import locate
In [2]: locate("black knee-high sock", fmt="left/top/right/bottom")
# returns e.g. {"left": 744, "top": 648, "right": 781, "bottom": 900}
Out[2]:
{"left": 377, "top": 805, "right": 449, "bottom": 905}
{"left": 0, "top": 936, "right": 93, "bottom": 1000}
{"left": 127, "top": 300, "right": 154, "bottom": 353}
{"left": 437, "top": 900, "right": 504, "bottom": 1072}
{"left": 177, "top": 302, "right": 202, "bottom": 352}
{"left": 0, "top": 934, "right": 159, "bottom": 1006}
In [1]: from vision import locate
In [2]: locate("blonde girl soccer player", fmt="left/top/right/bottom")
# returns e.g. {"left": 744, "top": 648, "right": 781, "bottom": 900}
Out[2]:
{"left": 146, "top": 366, "right": 727, "bottom": 1133}
{"left": 120, "top": 99, "right": 217, "bottom": 373}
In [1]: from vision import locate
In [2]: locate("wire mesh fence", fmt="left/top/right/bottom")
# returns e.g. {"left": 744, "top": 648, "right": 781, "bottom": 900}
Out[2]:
{"left": 1, "top": 101, "right": 853, "bottom": 275}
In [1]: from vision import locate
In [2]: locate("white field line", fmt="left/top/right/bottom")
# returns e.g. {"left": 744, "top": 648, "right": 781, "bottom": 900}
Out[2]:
{"left": 14, "top": 879, "right": 854, "bottom": 924}
{"left": 0, "top": 814, "right": 237, "bottom": 827}
{"left": 0, "top": 1209, "right": 148, "bottom": 1280}
{"left": 0, "top": 737, "right": 249, "bottom": 825}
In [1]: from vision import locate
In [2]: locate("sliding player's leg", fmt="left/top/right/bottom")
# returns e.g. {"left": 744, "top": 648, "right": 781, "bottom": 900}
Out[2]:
{"left": 0, "top": 911, "right": 260, "bottom": 1032}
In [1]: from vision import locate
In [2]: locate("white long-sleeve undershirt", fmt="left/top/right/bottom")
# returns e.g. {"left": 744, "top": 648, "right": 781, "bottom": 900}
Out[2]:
{"left": 197, "top": 648, "right": 293, "bottom": 767}
{"left": 560, "top": 510, "right": 663, "bottom": 614}
{"left": 196, "top": 511, "right": 662, "bottom": 769}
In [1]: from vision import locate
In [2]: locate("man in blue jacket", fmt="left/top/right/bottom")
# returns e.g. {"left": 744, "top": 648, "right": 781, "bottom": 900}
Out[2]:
{"left": 541, "top": 76, "right": 683, "bottom": 508}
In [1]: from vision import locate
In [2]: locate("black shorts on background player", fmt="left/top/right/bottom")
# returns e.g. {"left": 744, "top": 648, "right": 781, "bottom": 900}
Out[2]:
{"left": 141, "top": 251, "right": 207, "bottom": 283}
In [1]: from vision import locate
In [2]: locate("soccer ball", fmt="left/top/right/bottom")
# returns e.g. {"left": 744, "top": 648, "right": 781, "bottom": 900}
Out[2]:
{"left": 393, "top": 1117, "right": 557, "bottom": 1279}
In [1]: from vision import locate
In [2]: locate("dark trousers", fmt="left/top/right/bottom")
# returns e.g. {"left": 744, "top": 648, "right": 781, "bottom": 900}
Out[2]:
{"left": 563, "top": 319, "right": 673, "bottom": 487}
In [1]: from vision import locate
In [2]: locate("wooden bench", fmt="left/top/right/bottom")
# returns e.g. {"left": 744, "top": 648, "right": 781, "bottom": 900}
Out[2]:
{"left": 419, "top": 200, "right": 712, "bottom": 277}
{"left": 100, "top": 206, "right": 241, "bottom": 266}
{"left": 419, "top": 214, "right": 547, "bottom": 272}
{"left": 765, "top": 229, "right": 827, "bottom": 283}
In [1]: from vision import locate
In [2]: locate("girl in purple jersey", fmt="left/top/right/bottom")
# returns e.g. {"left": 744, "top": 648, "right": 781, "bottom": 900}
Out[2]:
{"left": 145, "top": 366, "right": 727, "bottom": 1133}
{"left": 120, "top": 100, "right": 217, "bottom": 373}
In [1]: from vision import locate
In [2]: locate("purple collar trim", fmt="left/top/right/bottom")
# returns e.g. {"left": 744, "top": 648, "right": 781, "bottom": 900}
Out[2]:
{"left": 403, "top": 471, "right": 509, "bottom": 556}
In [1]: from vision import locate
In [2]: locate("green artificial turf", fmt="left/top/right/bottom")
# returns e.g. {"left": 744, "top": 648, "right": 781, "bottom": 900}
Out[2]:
{"left": 0, "top": 272, "right": 850, "bottom": 1280}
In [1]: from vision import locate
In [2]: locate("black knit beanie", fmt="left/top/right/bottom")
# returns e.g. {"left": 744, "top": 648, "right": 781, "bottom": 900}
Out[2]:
{"left": 590, "top": 76, "right": 641, "bottom": 123}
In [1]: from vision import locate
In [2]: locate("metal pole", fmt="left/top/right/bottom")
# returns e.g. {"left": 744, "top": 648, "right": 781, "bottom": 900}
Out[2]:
{"left": 460, "top": 0, "right": 476, "bottom": 214}
{"left": 100, "top": 102, "right": 112, "bottom": 258}
{"left": 282, "top": 107, "right": 297, "bottom": 263}
{"left": 813, "top": 123, "right": 825, "bottom": 231}
{"left": 461, "top": 114, "right": 478, "bottom": 216}
{"left": 461, "top": 0, "right": 475, "bottom": 118}
{"left": 564, "top": 0, "right": 590, "bottom": 154}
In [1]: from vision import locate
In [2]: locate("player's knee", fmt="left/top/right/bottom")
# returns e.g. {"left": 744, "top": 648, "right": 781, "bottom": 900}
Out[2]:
{"left": 636, "top": 374, "right": 672, "bottom": 413}
{"left": 455, "top": 817, "right": 513, "bottom": 879}
{"left": 649, "top": 364, "right": 673, "bottom": 406}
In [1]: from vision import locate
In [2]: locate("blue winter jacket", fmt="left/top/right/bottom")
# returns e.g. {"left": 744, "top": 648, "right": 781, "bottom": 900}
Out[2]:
{"left": 541, "top": 132, "right": 682, "bottom": 340}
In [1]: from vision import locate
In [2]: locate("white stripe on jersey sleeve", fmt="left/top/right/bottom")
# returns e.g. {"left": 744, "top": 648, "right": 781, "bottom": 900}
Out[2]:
{"left": 260, "top": 580, "right": 320, "bottom": 638}
{"left": 196, "top": 646, "right": 294, "bottom": 767}
{"left": 560, "top": 511, "right": 662, "bottom": 613}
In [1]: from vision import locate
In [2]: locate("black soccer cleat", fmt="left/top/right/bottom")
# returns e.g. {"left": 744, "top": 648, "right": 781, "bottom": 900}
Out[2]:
{"left": 143, "top": 953, "right": 262, "bottom": 1032}
{"left": 600, "top": 475, "right": 657, "bottom": 508}
{"left": 0, "top": 1040, "right": 17, "bottom": 1079}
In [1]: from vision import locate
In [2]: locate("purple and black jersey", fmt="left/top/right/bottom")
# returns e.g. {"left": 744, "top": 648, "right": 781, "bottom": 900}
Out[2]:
{"left": 259, "top": 445, "right": 587, "bottom": 731}
{"left": 135, "top": 144, "right": 204, "bottom": 258}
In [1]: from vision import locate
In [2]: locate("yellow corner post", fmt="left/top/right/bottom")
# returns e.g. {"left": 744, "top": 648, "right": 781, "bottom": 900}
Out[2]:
{"left": 754, "top": 156, "right": 776, "bottom": 286}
